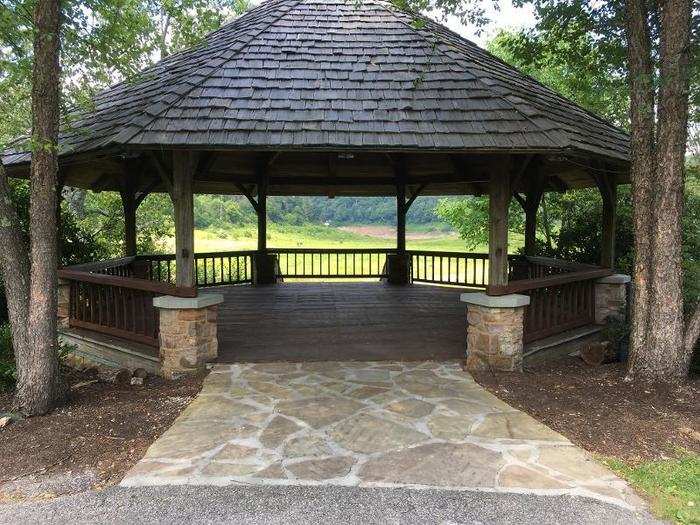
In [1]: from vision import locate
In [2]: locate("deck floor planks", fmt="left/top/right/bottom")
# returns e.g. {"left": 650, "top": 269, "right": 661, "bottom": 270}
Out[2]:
{"left": 215, "top": 282, "right": 469, "bottom": 363}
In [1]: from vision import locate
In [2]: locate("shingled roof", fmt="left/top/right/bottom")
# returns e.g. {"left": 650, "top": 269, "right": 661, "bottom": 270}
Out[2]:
{"left": 3, "top": 0, "right": 629, "bottom": 166}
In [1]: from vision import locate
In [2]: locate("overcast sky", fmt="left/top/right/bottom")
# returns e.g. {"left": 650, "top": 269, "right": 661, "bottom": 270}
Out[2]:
{"left": 435, "top": 1, "right": 537, "bottom": 47}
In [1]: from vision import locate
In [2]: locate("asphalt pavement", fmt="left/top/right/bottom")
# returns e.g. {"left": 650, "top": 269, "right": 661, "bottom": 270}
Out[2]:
{"left": 0, "top": 484, "right": 662, "bottom": 524}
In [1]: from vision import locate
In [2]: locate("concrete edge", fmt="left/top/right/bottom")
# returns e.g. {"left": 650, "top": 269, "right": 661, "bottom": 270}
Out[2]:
{"left": 460, "top": 292, "right": 530, "bottom": 308}
{"left": 596, "top": 274, "right": 631, "bottom": 284}
{"left": 153, "top": 293, "right": 224, "bottom": 310}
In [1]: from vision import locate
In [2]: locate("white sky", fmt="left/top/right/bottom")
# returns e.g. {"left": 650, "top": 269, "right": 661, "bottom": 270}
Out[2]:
{"left": 431, "top": 1, "right": 537, "bottom": 47}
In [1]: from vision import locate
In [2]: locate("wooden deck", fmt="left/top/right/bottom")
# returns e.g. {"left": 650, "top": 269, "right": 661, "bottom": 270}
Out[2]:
{"left": 215, "top": 282, "right": 469, "bottom": 363}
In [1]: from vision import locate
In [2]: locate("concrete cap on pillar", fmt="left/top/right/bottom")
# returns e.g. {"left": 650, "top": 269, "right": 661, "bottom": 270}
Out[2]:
{"left": 596, "top": 274, "right": 631, "bottom": 284}
{"left": 153, "top": 293, "right": 224, "bottom": 310}
{"left": 460, "top": 292, "right": 530, "bottom": 308}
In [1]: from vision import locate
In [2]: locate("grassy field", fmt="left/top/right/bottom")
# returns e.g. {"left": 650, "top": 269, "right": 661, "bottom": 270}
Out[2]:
{"left": 162, "top": 223, "right": 524, "bottom": 284}
{"left": 165, "top": 223, "right": 524, "bottom": 254}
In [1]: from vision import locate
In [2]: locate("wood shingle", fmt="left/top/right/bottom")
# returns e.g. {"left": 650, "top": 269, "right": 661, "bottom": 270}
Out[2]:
{"left": 2, "top": 0, "right": 629, "bottom": 166}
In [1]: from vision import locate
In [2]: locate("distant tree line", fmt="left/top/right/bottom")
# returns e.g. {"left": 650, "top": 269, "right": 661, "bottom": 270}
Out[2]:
{"left": 196, "top": 194, "right": 446, "bottom": 229}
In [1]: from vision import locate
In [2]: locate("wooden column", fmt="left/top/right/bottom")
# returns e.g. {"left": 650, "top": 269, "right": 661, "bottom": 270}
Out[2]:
{"left": 488, "top": 163, "right": 512, "bottom": 289}
{"left": 523, "top": 180, "right": 544, "bottom": 256}
{"left": 256, "top": 163, "right": 268, "bottom": 253}
{"left": 595, "top": 173, "right": 617, "bottom": 268}
{"left": 172, "top": 151, "right": 198, "bottom": 287}
{"left": 120, "top": 189, "right": 137, "bottom": 257}
{"left": 523, "top": 203, "right": 538, "bottom": 256}
{"left": 396, "top": 179, "right": 406, "bottom": 254}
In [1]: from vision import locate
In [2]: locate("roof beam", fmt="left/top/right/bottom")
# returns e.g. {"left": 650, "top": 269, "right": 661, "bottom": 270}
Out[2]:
{"left": 135, "top": 177, "right": 162, "bottom": 208}
{"left": 90, "top": 173, "right": 114, "bottom": 192}
{"left": 148, "top": 151, "right": 174, "bottom": 197}
{"left": 405, "top": 183, "right": 427, "bottom": 212}
{"left": 236, "top": 183, "right": 260, "bottom": 213}
{"left": 196, "top": 151, "right": 218, "bottom": 179}
{"left": 509, "top": 154, "right": 534, "bottom": 192}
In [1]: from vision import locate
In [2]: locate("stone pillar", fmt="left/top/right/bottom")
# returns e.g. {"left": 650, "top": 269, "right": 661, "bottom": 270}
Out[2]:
{"left": 461, "top": 292, "right": 530, "bottom": 372}
{"left": 386, "top": 253, "right": 411, "bottom": 285}
{"left": 57, "top": 278, "right": 71, "bottom": 329}
{"left": 594, "top": 274, "right": 630, "bottom": 324}
{"left": 154, "top": 293, "right": 224, "bottom": 379}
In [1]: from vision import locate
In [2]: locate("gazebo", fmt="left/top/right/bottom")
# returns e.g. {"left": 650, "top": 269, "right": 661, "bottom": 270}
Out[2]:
{"left": 3, "top": 0, "right": 630, "bottom": 377}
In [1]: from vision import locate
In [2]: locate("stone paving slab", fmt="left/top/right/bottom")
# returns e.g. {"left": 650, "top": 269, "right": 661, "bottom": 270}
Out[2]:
{"left": 121, "top": 361, "right": 644, "bottom": 510}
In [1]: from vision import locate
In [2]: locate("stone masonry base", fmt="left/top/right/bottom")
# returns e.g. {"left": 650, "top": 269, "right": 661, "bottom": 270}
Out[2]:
{"left": 154, "top": 294, "right": 223, "bottom": 379}
{"left": 461, "top": 293, "right": 530, "bottom": 372}
{"left": 594, "top": 274, "right": 630, "bottom": 324}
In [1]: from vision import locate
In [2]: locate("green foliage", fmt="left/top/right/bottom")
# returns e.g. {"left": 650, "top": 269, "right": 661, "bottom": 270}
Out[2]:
{"left": 191, "top": 194, "right": 447, "bottom": 231}
{"left": 605, "top": 452, "right": 700, "bottom": 524}
{"left": 0, "top": 323, "right": 16, "bottom": 391}
{"left": 507, "top": 0, "right": 699, "bottom": 155}
{"left": 488, "top": 26, "right": 628, "bottom": 127}
{"left": 195, "top": 195, "right": 251, "bottom": 230}
{"left": 534, "top": 188, "right": 634, "bottom": 273}
{"left": 0, "top": 0, "right": 252, "bottom": 144}
{"left": 602, "top": 316, "right": 630, "bottom": 362}
{"left": 68, "top": 190, "right": 174, "bottom": 257}
{"left": 435, "top": 196, "right": 524, "bottom": 249}
{"left": 0, "top": 322, "right": 76, "bottom": 392}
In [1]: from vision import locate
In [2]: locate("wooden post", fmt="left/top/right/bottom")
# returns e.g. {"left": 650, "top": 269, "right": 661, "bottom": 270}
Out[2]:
{"left": 120, "top": 189, "right": 137, "bottom": 257}
{"left": 523, "top": 203, "right": 538, "bottom": 256}
{"left": 396, "top": 180, "right": 406, "bottom": 254}
{"left": 523, "top": 180, "right": 544, "bottom": 256}
{"left": 256, "top": 163, "right": 268, "bottom": 253}
{"left": 386, "top": 159, "right": 410, "bottom": 284}
{"left": 597, "top": 176, "right": 617, "bottom": 268}
{"left": 488, "top": 162, "right": 512, "bottom": 289}
{"left": 172, "top": 151, "right": 198, "bottom": 288}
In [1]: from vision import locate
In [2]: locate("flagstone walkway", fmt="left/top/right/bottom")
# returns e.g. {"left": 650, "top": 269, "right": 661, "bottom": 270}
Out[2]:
{"left": 121, "top": 361, "right": 644, "bottom": 510}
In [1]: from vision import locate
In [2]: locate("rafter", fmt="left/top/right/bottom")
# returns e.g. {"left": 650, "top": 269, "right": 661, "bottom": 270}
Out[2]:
{"left": 148, "top": 151, "right": 174, "bottom": 197}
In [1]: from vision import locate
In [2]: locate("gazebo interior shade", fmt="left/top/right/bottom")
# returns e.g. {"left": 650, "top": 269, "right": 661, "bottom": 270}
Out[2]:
{"left": 2, "top": 0, "right": 630, "bottom": 197}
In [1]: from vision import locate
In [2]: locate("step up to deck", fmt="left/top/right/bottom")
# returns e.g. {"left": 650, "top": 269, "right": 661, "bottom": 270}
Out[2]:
{"left": 524, "top": 325, "right": 603, "bottom": 359}
{"left": 59, "top": 328, "right": 160, "bottom": 374}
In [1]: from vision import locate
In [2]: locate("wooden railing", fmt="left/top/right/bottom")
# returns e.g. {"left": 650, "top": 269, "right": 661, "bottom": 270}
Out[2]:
{"left": 410, "top": 251, "right": 489, "bottom": 288}
{"left": 58, "top": 261, "right": 196, "bottom": 347}
{"left": 270, "top": 248, "right": 392, "bottom": 279}
{"left": 61, "top": 250, "right": 611, "bottom": 347}
{"left": 125, "top": 252, "right": 256, "bottom": 287}
{"left": 487, "top": 267, "right": 612, "bottom": 343}
{"left": 508, "top": 255, "right": 596, "bottom": 281}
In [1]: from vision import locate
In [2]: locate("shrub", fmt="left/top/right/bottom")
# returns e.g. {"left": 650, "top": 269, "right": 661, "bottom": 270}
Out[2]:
{"left": 0, "top": 322, "right": 76, "bottom": 392}
{"left": 602, "top": 316, "right": 630, "bottom": 362}
{"left": 0, "top": 323, "right": 15, "bottom": 391}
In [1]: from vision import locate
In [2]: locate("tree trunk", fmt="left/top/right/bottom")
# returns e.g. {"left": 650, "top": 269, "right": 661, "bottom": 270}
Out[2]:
{"left": 645, "top": 0, "right": 694, "bottom": 378}
{"left": 0, "top": 163, "right": 31, "bottom": 377}
{"left": 624, "top": 0, "right": 657, "bottom": 380}
{"left": 13, "top": 0, "right": 67, "bottom": 414}
{"left": 625, "top": 0, "right": 696, "bottom": 380}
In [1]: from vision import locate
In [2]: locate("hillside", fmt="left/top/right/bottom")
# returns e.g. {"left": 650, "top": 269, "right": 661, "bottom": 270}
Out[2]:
{"left": 194, "top": 194, "right": 450, "bottom": 230}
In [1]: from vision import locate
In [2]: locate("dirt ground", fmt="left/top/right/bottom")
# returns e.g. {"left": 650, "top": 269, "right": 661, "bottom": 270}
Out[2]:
{"left": 339, "top": 225, "right": 456, "bottom": 240}
{"left": 0, "top": 368, "right": 204, "bottom": 500}
{"left": 474, "top": 357, "right": 700, "bottom": 463}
